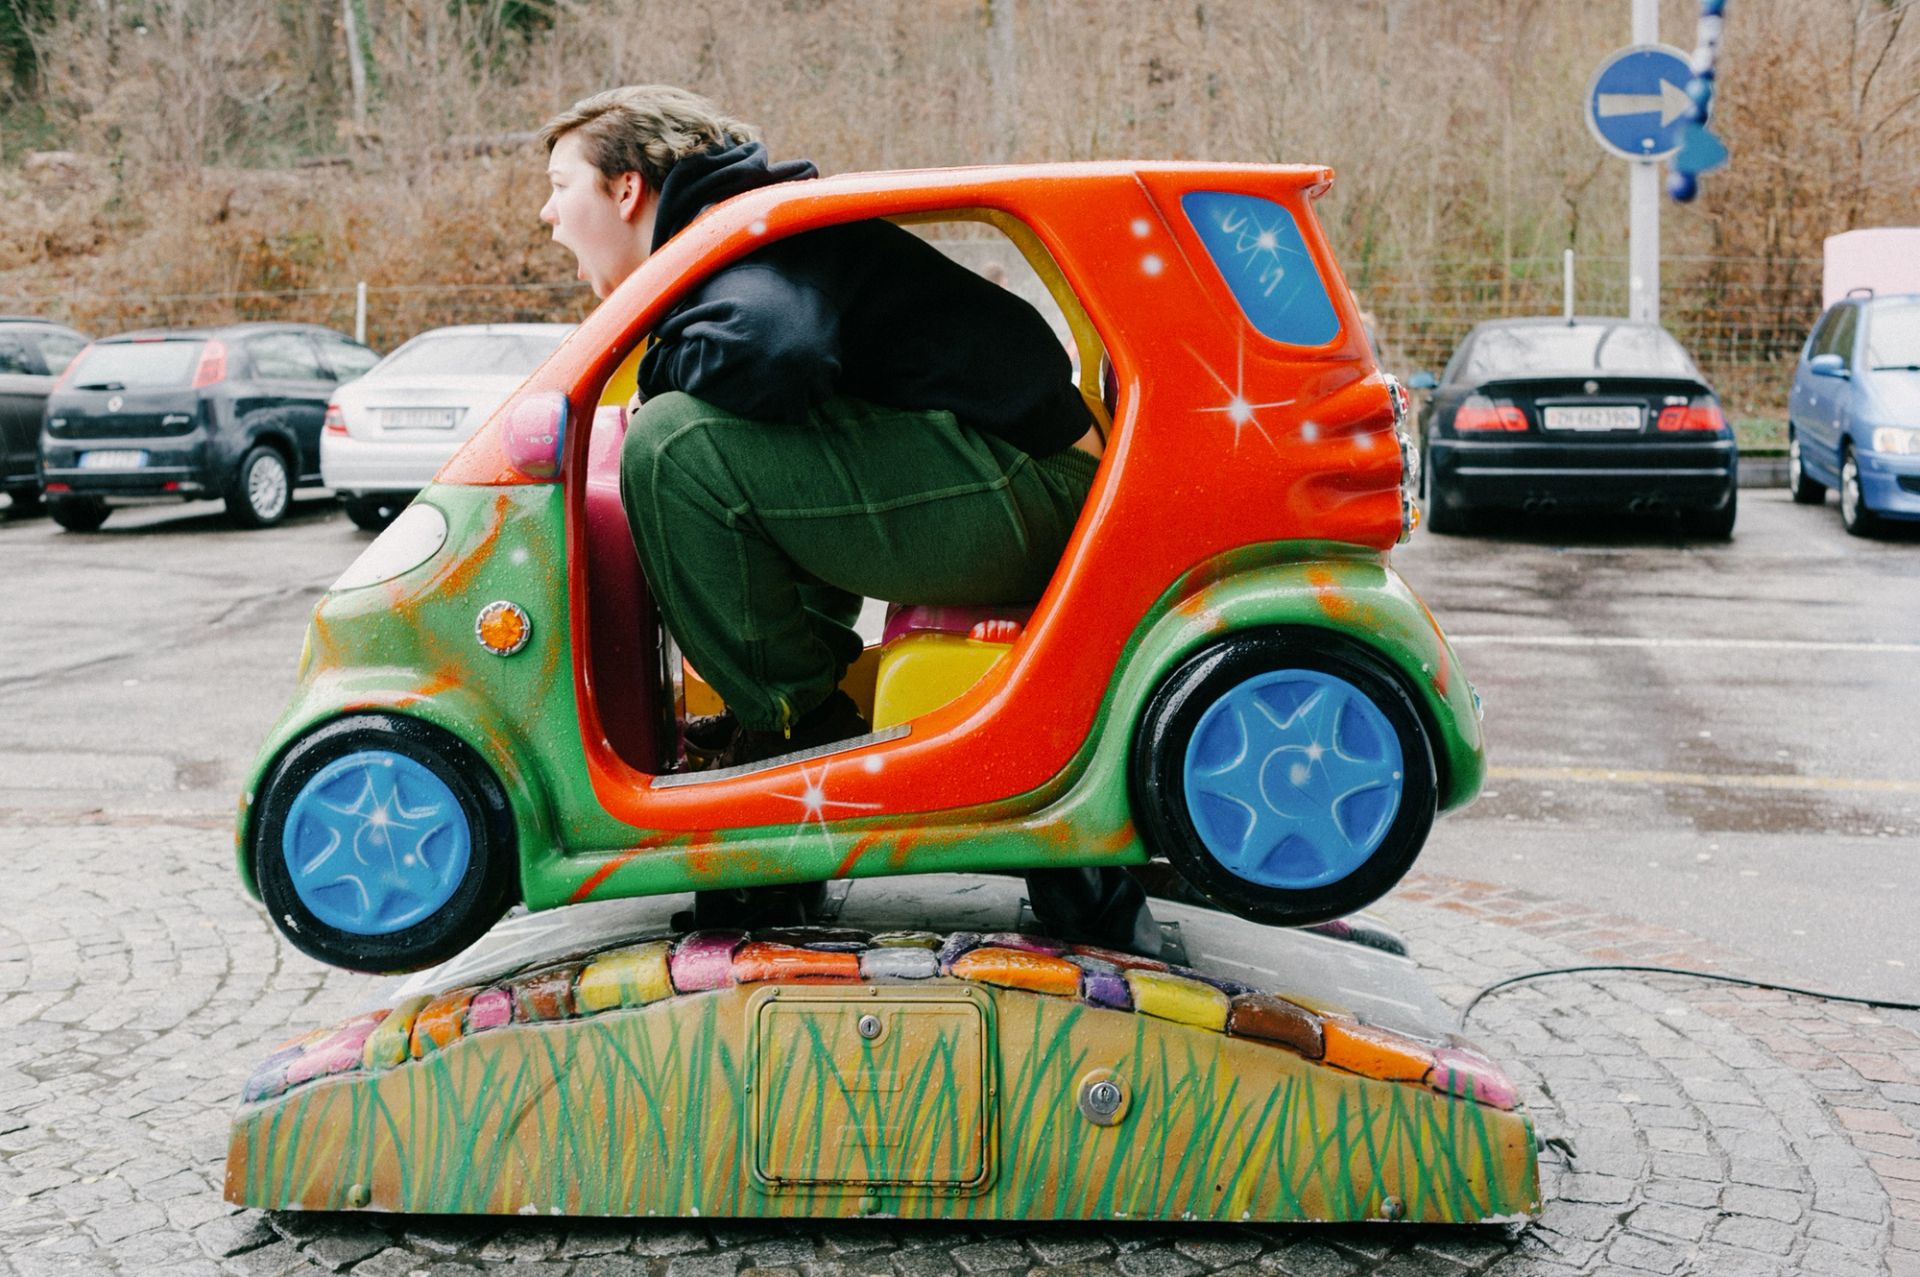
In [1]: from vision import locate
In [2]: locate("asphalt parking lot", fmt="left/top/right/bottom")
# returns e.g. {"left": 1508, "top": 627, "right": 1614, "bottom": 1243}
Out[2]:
{"left": 2, "top": 486, "right": 1918, "bottom": 1275}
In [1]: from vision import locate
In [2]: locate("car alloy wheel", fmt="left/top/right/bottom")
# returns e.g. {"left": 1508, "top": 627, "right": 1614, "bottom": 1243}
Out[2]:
{"left": 1787, "top": 431, "right": 1826, "bottom": 505}
{"left": 1839, "top": 450, "right": 1879, "bottom": 538}
{"left": 1130, "top": 628, "right": 1438, "bottom": 927}
{"left": 228, "top": 446, "right": 291, "bottom": 528}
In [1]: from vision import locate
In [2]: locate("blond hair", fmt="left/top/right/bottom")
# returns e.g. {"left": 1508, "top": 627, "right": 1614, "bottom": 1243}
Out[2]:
{"left": 540, "top": 85, "right": 760, "bottom": 192}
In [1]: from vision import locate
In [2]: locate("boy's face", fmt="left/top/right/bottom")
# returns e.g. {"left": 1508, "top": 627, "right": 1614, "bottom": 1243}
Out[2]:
{"left": 542, "top": 133, "right": 656, "bottom": 300}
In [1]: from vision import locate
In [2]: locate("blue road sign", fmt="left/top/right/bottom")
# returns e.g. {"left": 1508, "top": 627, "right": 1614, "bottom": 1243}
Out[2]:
{"left": 1586, "top": 44, "right": 1695, "bottom": 161}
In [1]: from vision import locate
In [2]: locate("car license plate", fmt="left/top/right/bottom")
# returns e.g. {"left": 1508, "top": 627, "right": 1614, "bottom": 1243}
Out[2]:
{"left": 381, "top": 407, "right": 461, "bottom": 430}
{"left": 78, "top": 449, "right": 147, "bottom": 469}
{"left": 1543, "top": 405, "right": 1641, "bottom": 431}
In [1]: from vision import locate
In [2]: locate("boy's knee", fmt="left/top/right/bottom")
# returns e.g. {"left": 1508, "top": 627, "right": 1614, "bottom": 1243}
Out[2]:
{"left": 621, "top": 391, "right": 712, "bottom": 487}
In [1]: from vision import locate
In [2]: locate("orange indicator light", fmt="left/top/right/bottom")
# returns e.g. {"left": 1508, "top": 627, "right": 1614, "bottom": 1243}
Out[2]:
{"left": 475, "top": 601, "right": 531, "bottom": 656}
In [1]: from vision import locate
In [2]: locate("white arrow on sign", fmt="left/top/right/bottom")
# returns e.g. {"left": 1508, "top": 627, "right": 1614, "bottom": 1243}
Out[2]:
{"left": 1598, "top": 78, "right": 1693, "bottom": 127}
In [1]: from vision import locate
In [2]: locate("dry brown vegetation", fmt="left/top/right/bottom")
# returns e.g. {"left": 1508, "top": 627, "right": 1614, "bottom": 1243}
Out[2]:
{"left": 3, "top": 0, "right": 1917, "bottom": 426}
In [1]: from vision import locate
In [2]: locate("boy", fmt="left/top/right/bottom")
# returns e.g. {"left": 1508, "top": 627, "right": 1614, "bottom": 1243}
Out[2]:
{"left": 539, "top": 85, "right": 1157, "bottom": 952}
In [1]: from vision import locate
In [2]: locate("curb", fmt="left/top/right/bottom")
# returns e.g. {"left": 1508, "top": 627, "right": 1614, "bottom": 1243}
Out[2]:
{"left": 1741, "top": 456, "right": 1788, "bottom": 488}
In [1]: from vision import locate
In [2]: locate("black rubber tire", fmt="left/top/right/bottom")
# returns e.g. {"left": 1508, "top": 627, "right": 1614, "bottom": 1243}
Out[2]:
{"left": 1423, "top": 493, "right": 1472, "bottom": 535}
{"left": 48, "top": 495, "right": 109, "bottom": 532}
{"left": 1129, "top": 629, "right": 1439, "bottom": 928}
{"left": 344, "top": 493, "right": 406, "bottom": 532}
{"left": 1839, "top": 447, "right": 1882, "bottom": 539}
{"left": 250, "top": 714, "right": 519, "bottom": 973}
{"left": 1681, "top": 487, "right": 1737, "bottom": 540}
{"left": 227, "top": 445, "right": 292, "bottom": 529}
{"left": 6, "top": 486, "right": 43, "bottom": 514}
{"left": 1423, "top": 460, "right": 1472, "bottom": 535}
{"left": 1786, "top": 429, "right": 1826, "bottom": 505}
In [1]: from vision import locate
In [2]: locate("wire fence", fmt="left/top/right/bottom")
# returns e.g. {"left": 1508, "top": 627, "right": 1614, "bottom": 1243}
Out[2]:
{"left": 1352, "top": 254, "right": 1822, "bottom": 432}
{"left": 1, "top": 252, "right": 1821, "bottom": 432}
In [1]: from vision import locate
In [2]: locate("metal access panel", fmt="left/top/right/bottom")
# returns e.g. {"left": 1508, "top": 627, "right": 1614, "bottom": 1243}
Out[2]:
{"left": 749, "top": 986, "right": 994, "bottom": 1192}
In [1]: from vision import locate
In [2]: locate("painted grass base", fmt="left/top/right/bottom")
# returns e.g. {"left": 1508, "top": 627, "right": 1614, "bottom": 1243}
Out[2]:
{"left": 226, "top": 980, "right": 1539, "bottom": 1223}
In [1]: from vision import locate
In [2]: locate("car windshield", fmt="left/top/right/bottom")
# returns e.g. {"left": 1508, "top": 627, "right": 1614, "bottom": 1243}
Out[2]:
{"left": 378, "top": 331, "right": 565, "bottom": 379}
{"left": 1461, "top": 324, "right": 1695, "bottom": 381}
{"left": 65, "top": 340, "right": 204, "bottom": 389}
{"left": 1865, "top": 304, "right": 1920, "bottom": 370}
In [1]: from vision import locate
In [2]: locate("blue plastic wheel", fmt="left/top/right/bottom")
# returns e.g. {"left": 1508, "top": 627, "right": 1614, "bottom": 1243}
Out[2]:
{"left": 280, "top": 750, "right": 474, "bottom": 936}
{"left": 1181, "top": 669, "right": 1406, "bottom": 891}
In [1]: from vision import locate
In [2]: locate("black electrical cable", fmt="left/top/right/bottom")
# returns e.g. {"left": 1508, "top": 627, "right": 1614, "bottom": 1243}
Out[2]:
{"left": 1458, "top": 963, "right": 1920, "bottom": 1033}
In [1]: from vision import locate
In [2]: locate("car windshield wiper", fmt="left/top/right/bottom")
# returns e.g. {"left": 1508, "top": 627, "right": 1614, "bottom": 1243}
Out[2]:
{"left": 1869, "top": 363, "right": 1920, "bottom": 371}
{"left": 74, "top": 381, "right": 125, "bottom": 391}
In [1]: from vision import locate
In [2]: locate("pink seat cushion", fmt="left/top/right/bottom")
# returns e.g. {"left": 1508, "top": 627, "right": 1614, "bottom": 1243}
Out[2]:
{"left": 584, "top": 404, "right": 660, "bottom": 771}
{"left": 881, "top": 602, "right": 1034, "bottom": 646}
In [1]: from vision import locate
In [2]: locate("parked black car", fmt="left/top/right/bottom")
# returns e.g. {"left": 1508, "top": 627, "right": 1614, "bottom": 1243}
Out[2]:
{"left": 39, "top": 322, "right": 380, "bottom": 531}
{"left": 1413, "top": 316, "right": 1738, "bottom": 538}
{"left": 0, "top": 316, "right": 91, "bottom": 512}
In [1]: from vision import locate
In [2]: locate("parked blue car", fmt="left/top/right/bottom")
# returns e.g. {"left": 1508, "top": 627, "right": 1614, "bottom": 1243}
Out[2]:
{"left": 1787, "top": 292, "right": 1920, "bottom": 536}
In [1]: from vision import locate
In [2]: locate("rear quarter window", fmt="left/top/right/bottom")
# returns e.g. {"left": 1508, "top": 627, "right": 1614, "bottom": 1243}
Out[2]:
{"left": 1181, "top": 191, "right": 1340, "bottom": 348}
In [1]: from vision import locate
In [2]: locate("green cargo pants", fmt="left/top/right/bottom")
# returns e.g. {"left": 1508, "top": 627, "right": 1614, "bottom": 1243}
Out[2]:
{"left": 620, "top": 391, "right": 1098, "bottom": 732}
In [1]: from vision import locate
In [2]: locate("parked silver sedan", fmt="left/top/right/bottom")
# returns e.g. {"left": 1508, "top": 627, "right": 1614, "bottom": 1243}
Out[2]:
{"left": 321, "top": 323, "right": 573, "bottom": 529}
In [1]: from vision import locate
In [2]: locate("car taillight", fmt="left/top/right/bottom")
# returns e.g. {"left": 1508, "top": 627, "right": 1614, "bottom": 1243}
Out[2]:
{"left": 1453, "top": 395, "right": 1529, "bottom": 432}
{"left": 191, "top": 339, "right": 227, "bottom": 389}
{"left": 50, "top": 343, "right": 93, "bottom": 392}
{"left": 324, "top": 404, "right": 348, "bottom": 435}
{"left": 1656, "top": 402, "right": 1726, "bottom": 432}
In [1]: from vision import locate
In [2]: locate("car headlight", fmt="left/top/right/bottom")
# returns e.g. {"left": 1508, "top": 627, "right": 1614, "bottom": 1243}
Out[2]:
{"left": 331, "top": 502, "right": 449, "bottom": 591}
{"left": 1870, "top": 426, "right": 1920, "bottom": 455}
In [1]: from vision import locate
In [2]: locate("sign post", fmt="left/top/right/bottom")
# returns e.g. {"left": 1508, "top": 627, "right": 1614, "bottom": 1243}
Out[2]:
{"left": 1585, "top": 3, "right": 1690, "bottom": 326}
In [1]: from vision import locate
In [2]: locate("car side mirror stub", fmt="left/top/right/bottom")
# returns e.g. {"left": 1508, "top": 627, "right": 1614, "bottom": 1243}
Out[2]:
{"left": 1808, "top": 353, "right": 1850, "bottom": 379}
{"left": 1408, "top": 371, "right": 1438, "bottom": 391}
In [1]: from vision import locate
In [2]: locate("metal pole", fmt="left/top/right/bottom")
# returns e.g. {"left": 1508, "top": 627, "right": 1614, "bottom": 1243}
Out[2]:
{"left": 1564, "top": 248, "right": 1576, "bottom": 320}
{"left": 1628, "top": 0, "right": 1660, "bottom": 325}
{"left": 354, "top": 281, "right": 368, "bottom": 345}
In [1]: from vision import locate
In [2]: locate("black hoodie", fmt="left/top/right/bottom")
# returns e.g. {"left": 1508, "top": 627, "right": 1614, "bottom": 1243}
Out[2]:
{"left": 636, "top": 142, "right": 1091, "bottom": 455}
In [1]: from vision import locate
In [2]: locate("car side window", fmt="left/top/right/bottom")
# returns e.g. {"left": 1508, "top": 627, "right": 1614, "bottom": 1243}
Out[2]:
{"left": 317, "top": 335, "right": 380, "bottom": 383}
{"left": 1806, "top": 308, "right": 1838, "bottom": 359}
{"left": 1825, "top": 306, "right": 1860, "bottom": 367}
{"left": 0, "top": 334, "right": 36, "bottom": 375}
{"left": 246, "top": 333, "right": 330, "bottom": 381}
{"left": 32, "top": 330, "right": 86, "bottom": 376}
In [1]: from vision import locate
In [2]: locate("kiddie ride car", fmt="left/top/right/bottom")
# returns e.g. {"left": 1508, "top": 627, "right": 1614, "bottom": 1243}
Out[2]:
{"left": 225, "top": 163, "right": 1537, "bottom": 1227}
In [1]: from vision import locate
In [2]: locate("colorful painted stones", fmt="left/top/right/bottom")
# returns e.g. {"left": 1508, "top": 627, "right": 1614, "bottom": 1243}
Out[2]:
{"left": 1125, "top": 970, "right": 1230, "bottom": 1031}
{"left": 1322, "top": 1018, "right": 1436, "bottom": 1084}
{"left": 668, "top": 930, "right": 744, "bottom": 992}
{"left": 410, "top": 988, "right": 477, "bottom": 1059}
{"left": 1226, "top": 993, "right": 1324, "bottom": 1059}
{"left": 731, "top": 941, "right": 860, "bottom": 984}
{"left": 239, "top": 924, "right": 1496, "bottom": 1116}
{"left": 1431, "top": 1041, "right": 1519, "bottom": 1110}
{"left": 362, "top": 995, "right": 432, "bottom": 1071}
{"left": 859, "top": 946, "right": 939, "bottom": 980}
{"left": 509, "top": 963, "right": 582, "bottom": 1023}
{"left": 948, "top": 946, "right": 1080, "bottom": 996}
{"left": 575, "top": 941, "right": 673, "bottom": 1012}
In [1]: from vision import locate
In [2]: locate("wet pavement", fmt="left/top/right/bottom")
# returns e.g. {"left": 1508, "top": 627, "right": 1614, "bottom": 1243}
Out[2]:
{"left": 2, "top": 488, "right": 1918, "bottom": 1273}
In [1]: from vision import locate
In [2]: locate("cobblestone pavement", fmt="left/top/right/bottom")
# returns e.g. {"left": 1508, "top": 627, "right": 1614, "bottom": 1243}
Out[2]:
{"left": 4, "top": 817, "right": 1918, "bottom": 1276}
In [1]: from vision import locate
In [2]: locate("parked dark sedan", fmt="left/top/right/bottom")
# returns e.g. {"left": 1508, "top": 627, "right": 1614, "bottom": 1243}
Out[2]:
{"left": 39, "top": 322, "right": 379, "bottom": 531}
{"left": 1413, "top": 317, "right": 1737, "bottom": 538}
{"left": 0, "top": 316, "right": 91, "bottom": 512}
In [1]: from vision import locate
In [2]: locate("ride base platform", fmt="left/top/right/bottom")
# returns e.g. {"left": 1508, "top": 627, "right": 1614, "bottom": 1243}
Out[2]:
{"left": 224, "top": 876, "right": 1540, "bottom": 1224}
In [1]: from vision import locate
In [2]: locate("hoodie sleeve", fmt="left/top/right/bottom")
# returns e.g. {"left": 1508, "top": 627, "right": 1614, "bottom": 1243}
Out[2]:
{"left": 637, "top": 263, "right": 841, "bottom": 423}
